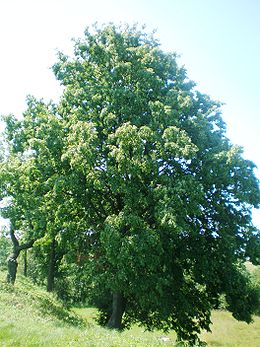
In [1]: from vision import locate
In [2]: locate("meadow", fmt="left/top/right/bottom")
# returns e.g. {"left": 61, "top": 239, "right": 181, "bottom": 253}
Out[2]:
{"left": 0, "top": 269, "right": 259, "bottom": 347}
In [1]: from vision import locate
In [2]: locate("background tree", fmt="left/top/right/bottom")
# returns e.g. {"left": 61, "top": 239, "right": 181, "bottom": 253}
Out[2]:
{"left": 0, "top": 97, "right": 92, "bottom": 294}
{"left": 0, "top": 100, "right": 64, "bottom": 285}
{"left": 0, "top": 24, "right": 259, "bottom": 344}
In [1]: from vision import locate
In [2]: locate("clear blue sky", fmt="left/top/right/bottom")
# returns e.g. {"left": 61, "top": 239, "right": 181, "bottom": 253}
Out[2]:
{"left": 0, "top": 0, "right": 259, "bottom": 226}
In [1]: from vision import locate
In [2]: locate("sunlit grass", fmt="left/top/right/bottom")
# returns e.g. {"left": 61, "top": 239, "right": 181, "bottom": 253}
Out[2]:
{"left": 0, "top": 269, "right": 259, "bottom": 346}
{"left": 0, "top": 270, "right": 174, "bottom": 346}
{"left": 201, "top": 310, "right": 260, "bottom": 347}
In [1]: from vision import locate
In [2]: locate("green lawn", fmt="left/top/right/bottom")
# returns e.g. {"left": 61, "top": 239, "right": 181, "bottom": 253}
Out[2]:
{"left": 0, "top": 269, "right": 259, "bottom": 346}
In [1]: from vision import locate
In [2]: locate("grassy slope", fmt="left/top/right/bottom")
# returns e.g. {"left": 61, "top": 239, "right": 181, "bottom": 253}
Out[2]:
{"left": 0, "top": 269, "right": 259, "bottom": 347}
{"left": 0, "top": 270, "right": 175, "bottom": 347}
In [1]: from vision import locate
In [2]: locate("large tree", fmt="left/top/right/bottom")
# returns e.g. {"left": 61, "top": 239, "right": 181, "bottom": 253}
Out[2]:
{"left": 1, "top": 24, "right": 259, "bottom": 344}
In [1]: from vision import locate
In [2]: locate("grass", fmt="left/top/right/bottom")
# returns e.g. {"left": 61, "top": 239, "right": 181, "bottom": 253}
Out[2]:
{"left": 0, "top": 268, "right": 259, "bottom": 346}
{"left": 201, "top": 310, "right": 260, "bottom": 347}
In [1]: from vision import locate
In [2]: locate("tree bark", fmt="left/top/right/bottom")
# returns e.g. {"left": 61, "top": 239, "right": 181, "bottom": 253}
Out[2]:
{"left": 47, "top": 238, "right": 56, "bottom": 292}
{"left": 7, "top": 256, "right": 18, "bottom": 284}
{"left": 6, "top": 226, "right": 34, "bottom": 284}
{"left": 107, "top": 292, "right": 126, "bottom": 329}
{"left": 23, "top": 249, "right": 28, "bottom": 277}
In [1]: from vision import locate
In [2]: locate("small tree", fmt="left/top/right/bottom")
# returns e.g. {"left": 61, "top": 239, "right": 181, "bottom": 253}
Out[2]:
{"left": 0, "top": 101, "right": 63, "bottom": 285}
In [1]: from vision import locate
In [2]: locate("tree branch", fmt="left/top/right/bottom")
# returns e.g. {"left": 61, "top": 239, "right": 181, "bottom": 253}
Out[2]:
{"left": 10, "top": 225, "right": 19, "bottom": 248}
{"left": 17, "top": 239, "right": 35, "bottom": 252}
{"left": 10, "top": 224, "right": 36, "bottom": 252}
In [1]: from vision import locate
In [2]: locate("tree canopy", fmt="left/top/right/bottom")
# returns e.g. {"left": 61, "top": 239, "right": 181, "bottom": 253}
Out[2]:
{"left": 0, "top": 24, "right": 259, "bottom": 344}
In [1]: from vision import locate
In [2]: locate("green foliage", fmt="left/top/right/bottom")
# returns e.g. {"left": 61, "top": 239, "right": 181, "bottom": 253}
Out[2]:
{"left": 224, "top": 263, "right": 259, "bottom": 322}
{"left": 24, "top": 244, "right": 50, "bottom": 285}
{"left": 249, "top": 264, "right": 260, "bottom": 316}
{"left": 0, "top": 228, "right": 11, "bottom": 268}
{"left": 0, "top": 23, "right": 260, "bottom": 344}
{"left": 55, "top": 261, "right": 92, "bottom": 304}
{"left": 21, "top": 235, "right": 92, "bottom": 304}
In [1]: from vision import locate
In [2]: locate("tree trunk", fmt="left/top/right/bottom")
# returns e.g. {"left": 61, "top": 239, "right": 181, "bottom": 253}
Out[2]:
{"left": 47, "top": 238, "right": 56, "bottom": 292}
{"left": 23, "top": 249, "right": 28, "bottom": 277}
{"left": 107, "top": 292, "right": 125, "bottom": 329}
{"left": 7, "top": 256, "right": 18, "bottom": 284}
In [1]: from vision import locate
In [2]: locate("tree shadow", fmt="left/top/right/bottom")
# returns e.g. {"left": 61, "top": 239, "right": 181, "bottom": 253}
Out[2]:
{"left": 36, "top": 295, "right": 87, "bottom": 328}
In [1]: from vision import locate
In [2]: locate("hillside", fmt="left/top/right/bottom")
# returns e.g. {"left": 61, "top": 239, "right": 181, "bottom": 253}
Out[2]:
{"left": 0, "top": 269, "right": 259, "bottom": 347}
{"left": 0, "top": 269, "right": 176, "bottom": 346}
